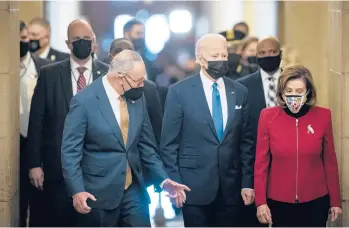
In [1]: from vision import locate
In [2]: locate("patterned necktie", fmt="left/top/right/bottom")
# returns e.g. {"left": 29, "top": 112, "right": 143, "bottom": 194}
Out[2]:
{"left": 267, "top": 76, "right": 277, "bottom": 107}
{"left": 212, "top": 82, "right": 224, "bottom": 141}
{"left": 119, "top": 96, "right": 132, "bottom": 189}
{"left": 77, "top": 67, "right": 87, "bottom": 92}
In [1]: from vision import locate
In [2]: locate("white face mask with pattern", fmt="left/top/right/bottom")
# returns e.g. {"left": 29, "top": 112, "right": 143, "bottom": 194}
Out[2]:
{"left": 282, "top": 92, "right": 308, "bottom": 114}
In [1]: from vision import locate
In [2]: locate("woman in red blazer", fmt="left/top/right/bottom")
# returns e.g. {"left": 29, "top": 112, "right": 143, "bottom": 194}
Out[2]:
{"left": 254, "top": 65, "right": 342, "bottom": 227}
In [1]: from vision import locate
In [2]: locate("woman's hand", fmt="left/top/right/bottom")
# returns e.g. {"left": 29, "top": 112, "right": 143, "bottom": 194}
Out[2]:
{"left": 257, "top": 204, "right": 272, "bottom": 225}
{"left": 330, "top": 207, "right": 342, "bottom": 222}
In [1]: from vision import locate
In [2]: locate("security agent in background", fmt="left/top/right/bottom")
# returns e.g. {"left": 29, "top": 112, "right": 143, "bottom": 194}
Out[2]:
{"left": 219, "top": 29, "right": 252, "bottom": 80}
{"left": 19, "top": 20, "right": 50, "bottom": 227}
{"left": 28, "top": 17, "right": 69, "bottom": 62}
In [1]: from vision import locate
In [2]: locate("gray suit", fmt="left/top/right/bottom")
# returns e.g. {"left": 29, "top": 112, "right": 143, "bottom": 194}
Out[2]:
{"left": 61, "top": 77, "right": 168, "bottom": 225}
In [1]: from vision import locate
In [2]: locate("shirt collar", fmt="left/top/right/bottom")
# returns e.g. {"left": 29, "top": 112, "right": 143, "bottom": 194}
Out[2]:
{"left": 260, "top": 68, "right": 281, "bottom": 81}
{"left": 39, "top": 46, "right": 50, "bottom": 59}
{"left": 103, "top": 75, "right": 120, "bottom": 100}
{"left": 200, "top": 69, "right": 224, "bottom": 90}
{"left": 70, "top": 57, "right": 93, "bottom": 72}
{"left": 21, "top": 53, "right": 32, "bottom": 68}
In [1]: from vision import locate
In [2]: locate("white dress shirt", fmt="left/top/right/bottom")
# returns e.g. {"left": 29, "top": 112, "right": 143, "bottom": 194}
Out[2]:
{"left": 71, "top": 57, "right": 93, "bottom": 96}
{"left": 260, "top": 68, "right": 281, "bottom": 104}
{"left": 39, "top": 46, "right": 50, "bottom": 59}
{"left": 20, "top": 54, "right": 38, "bottom": 137}
{"left": 102, "top": 76, "right": 121, "bottom": 125}
{"left": 200, "top": 70, "right": 228, "bottom": 130}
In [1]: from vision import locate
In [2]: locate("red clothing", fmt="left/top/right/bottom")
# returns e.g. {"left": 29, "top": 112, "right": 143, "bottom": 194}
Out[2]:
{"left": 254, "top": 106, "right": 341, "bottom": 207}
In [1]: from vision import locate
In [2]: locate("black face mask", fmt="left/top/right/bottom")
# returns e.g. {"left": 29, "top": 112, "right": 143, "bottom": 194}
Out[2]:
{"left": 72, "top": 39, "right": 92, "bottom": 60}
{"left": 123, "top": 77, "right": 144, "bottom": 101}
{"left": 247, "top": 56, "right": 257, "bottom": 64}
{"left": 204, "top": 59, "right": 228, "bottom": 80}
{"left": 228, "top": 53, "right": 241, "bottom": 71}
{"left": 257, "top": 54, "right": 281, "bottom": 73}
{"left": 234, "top": 30, "right": 246, "bottom": 40}
{"left": 132, "top": 38, "right": 145, "bottom": 51}
{"left": 20, "top": 41, "right": 29, "bottom": 58}
{"left": 29, "top": 39, "right": 40, "bottom": 53}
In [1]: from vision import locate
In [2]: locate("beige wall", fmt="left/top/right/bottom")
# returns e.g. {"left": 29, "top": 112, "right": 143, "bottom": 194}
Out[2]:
{"left": 279, "top": 1, "right": 329, "bottom": 108}
{"left": 18, "top": 1, "right": 43, "bottom": 23}
{"left": 0, "top": 1, "right": 19, "bottom": 226}
{"left": 279, "top": 1, "right": 349, "bottom": 226}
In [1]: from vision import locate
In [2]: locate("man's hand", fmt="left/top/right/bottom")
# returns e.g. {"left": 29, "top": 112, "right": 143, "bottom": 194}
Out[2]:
{"left": 29, "top": 167, "right": 44, "bottom": 190}
{"left": 257, "top": 204, "right": 272, "bottom": 225}
{"left": 72, "top": 192, "right": 96, "bottom": 214}
{"left": 241, "top": 188, "right": 255, "bottom": 205}
{"left": 162, "top": 179, "right": 190, "bottom": 208}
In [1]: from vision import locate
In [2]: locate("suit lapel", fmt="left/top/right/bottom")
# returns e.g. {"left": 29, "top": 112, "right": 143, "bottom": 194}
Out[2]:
{"left": 254, "top": 72, "right": 267, "bottom": 111}
{"left": 92, "top": 61, "right": 103, "bottom": 81}
{"left": 95, "top": 80, "right": 125, "bottom": 150}
{"left": 191, "top": 74, "right": 219, "bottom": 141}
{"left": 221, "top": 78, "right": 236, "bottom": 142}
{"left": 60, "top": 60, "right": 73, "bottom": 108}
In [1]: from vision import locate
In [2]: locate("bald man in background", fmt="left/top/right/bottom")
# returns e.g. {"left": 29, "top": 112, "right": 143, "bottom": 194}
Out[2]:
{"left": 237, "top": 37, "right": 282, "bottom": 227}
{"left": 28, "top": 17, "right": 69, "bottom": 62}
{"left": 27, "top": 19, "right": 108, "bottom": 226}
{"left": 160, "top": 34, "right": 254, "bottom": 226}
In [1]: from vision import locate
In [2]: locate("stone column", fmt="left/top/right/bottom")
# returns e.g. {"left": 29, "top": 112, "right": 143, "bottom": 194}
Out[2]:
{"left": 328, "top": 1, "right": 349, "bottom": 226}
{"left": 0, "top": 1, "right": 19, "bottom": 226}
{"left": 18, "top": 1, "right": 43, "bottom": 24}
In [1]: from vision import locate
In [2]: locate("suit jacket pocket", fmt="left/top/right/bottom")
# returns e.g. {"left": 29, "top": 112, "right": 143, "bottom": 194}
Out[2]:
{"left": 82, "top": 164, "right": 106, "bottom": 177}
{"left": 178, "top": 158, "right": 198, "bottom": 169}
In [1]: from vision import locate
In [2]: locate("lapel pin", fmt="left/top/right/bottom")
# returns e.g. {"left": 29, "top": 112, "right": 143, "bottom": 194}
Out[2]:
{"left": 231, "top": 92, "right": 234, "bottom": 94}
{"left": 50, "top": 55, "right": 56, "bottom": 62}
{"left": 97, "top": 71, "right": 101, "bottom": 75}
{"left": 132, "top": 101, "right": 135, "bottom": 104}
{"left": 307, "top": 125, "right": 314, "bottom": 134}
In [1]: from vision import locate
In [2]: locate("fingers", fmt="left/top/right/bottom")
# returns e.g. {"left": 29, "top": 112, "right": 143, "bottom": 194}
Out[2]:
{"left": 242, "top": 193, "right": 248, "bottom": 205}
{"left": 87, "top": 193, "right": 97, "bottom": 201}
{"left": 177, "top": 184, "right": 191, "bottom": 192}
{"left": 257, "top": 206, "right": 272, "bottom": 225}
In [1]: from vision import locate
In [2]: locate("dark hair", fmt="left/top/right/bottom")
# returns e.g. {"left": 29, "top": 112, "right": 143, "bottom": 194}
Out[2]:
{"left": 20, "top": 20, "right": 26, "bottom": 32}
{"left": 276, "top": 64, "right": 317, "bottom": 107}
{"left": 123, "top": 19, "right": 143, "bottom": 34}
{"left": 240, "top": 36, "right": 259, "bottom": 53}
{"left": 109, "top": 38, "right": 134, "bottom": 56}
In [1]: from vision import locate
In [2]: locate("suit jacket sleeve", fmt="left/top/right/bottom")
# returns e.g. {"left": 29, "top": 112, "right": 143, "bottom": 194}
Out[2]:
{"left": 138, "top": 97, "right": 168, "bottom": 185}
{"left": 239, "top": 89, "right": 255, "bottom": 189}
{"left": 61, "top": 96, "right": 87, "bottom": 196}
{"left": 159, "top": 87, "right": 183, "bottom": 183}
{"left": 254, "top": 109, "right": 271, "bottom": 206}
{"left": 146, "top": 86, "right": 163, "bottom": 146}
{"left": 323, "top": 110, "right": 341, "bottom": 207}
{"left": 27, "top": 67, "right": 47, "bottom": 169}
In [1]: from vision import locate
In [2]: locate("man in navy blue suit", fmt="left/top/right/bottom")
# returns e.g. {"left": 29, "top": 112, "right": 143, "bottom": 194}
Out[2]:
{"left": 160, "top": 34, "right": 255, "bottom": 227}
{"left": 61, "top": 50, "right": 189, "bottom": 227}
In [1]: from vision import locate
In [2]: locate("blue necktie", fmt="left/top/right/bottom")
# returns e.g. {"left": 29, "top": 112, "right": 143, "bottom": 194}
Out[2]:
{"left": 212, "top": 82, "right": 223, "bottom": 141}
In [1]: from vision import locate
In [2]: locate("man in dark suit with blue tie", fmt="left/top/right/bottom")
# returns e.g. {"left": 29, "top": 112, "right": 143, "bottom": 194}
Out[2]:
{"left": 61, "top": 50, "right": 190, "bottom": 227}
{"left": 160, "top": 34, "right": 255, "bottom": 227}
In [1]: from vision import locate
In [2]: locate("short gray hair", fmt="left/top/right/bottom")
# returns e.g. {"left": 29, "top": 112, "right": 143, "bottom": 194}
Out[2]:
{"left": 109, "top": 50, "right": 143, "bottom": 74}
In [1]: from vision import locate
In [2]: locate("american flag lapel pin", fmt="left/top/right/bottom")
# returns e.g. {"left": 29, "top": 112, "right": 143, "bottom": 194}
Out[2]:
{"left": 307, "top": 125, "right": 314, "bottom": 134}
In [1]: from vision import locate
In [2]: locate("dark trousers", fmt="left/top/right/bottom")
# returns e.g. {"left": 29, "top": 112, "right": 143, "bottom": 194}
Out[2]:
{"left": 43, "top": 179, "right": 75, "bottom": 226}
{"left": 268, "top": 194, "right": 330, "bottom": 227}
{"left": 20, "top": 135, "right": 47, "bottom": 227}
{"left": 239, "top": 204, "right": 267, "bottom": 227}
{"left": 182, "top": 188, "right": 240, "bottom": 227}
{"left": 75, "top": 183, "right": 151, "bottom": 227}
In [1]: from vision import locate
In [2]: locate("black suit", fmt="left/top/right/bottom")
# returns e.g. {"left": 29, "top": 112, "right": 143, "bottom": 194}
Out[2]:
{"left": 47, "top": 47, "right": 70, "bottom": 62}
{"left": 237, "top": 70, "right": 267, "bottom": 227}
{"left": 27, "top": 58, "right": 109, "bottom": 226}
{"left": 20, "top": 55, "right": 50, "bottom": 227}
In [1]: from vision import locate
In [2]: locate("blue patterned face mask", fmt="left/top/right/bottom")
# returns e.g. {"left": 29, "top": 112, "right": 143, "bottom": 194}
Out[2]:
{"left": 282, "top": 93, "right": 307, "bottom": 114}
